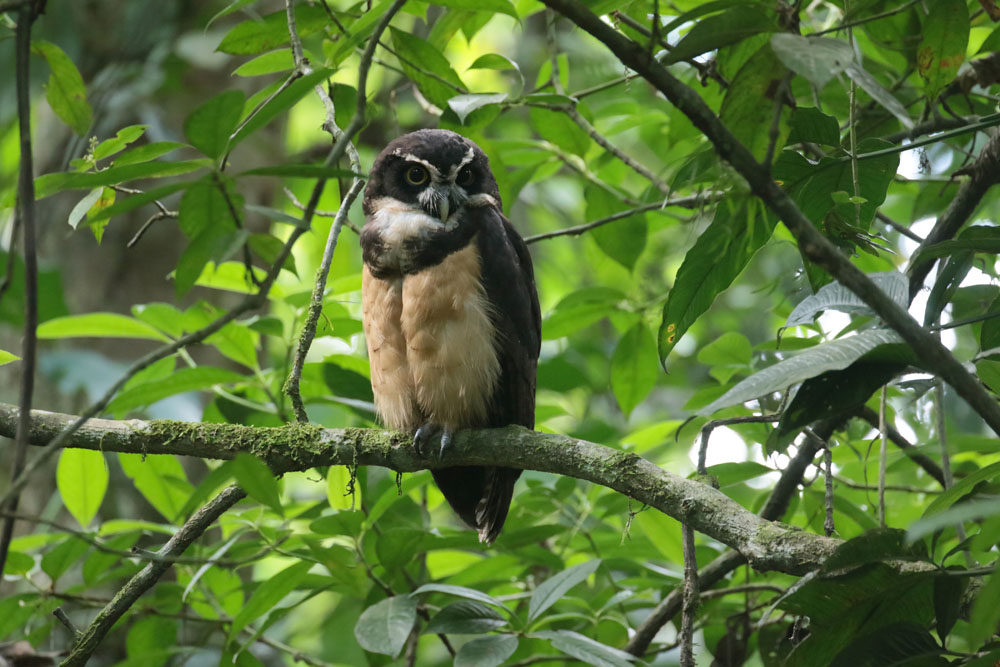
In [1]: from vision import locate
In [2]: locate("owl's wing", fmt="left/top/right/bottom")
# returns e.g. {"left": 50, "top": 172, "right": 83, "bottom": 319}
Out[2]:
{"left": 477, "top": 206, "right": 541, "bottom": 429}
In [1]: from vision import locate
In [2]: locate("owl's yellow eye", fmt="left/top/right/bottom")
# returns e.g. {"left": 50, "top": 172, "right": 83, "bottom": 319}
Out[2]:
{"left": 457, "top": 166, "right": 474, "bottom": 187}
{"left": 405, "top": 165, "right": 429, "bottom": 186}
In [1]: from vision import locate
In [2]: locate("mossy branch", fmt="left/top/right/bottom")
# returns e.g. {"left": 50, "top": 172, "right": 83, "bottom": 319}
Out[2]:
{"left": 0, "top": 401, "right": 837, "bottom": 576}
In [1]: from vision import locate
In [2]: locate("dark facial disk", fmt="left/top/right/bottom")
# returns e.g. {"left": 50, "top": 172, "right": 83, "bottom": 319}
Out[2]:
{"left": 362, "top": 129, "right": 502, "bottom": 218}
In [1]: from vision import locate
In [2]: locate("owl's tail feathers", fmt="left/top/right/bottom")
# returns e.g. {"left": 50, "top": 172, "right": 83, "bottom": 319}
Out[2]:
{"left": 431, "top": 466, "right": 521, "bottom": 544}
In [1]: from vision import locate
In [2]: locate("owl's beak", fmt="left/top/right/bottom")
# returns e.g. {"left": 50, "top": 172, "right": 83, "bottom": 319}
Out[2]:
{"left": 424, "top": 185, "right": 467, "bottom": 223}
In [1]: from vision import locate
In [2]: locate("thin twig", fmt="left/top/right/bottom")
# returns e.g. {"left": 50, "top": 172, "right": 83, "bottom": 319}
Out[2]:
{"left": 283, "top": 187, "right": 360, "bottom": 233}
{"left": 876, "top": 211, "right": 923, "bottom": 243}
{"left": 698, "top": 413, "right": 782, "bottom": 475}
{"left": 823, "top": 446, "right": 835, "bottom": 537}
{"left": 0, "top": 0, "right": 42, "bottom": 588}
{"left": 524, "top": 195, "right": 714, "bottom": 244}
{"left": 679, "top": 523, "right": 698, "bottom": 667}
{"left": 877, "top": 385, "right": 887, "bottom": 527}
{"left": 61, "top": 486, "right": 247, "bottom": 667}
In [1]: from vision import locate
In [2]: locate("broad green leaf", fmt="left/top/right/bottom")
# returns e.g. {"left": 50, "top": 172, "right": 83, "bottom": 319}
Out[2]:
{"left": 771, "top": 34, "right": 852, "bottom": 89}
{"left": 665, "top": 5, "right": 777, "bottom": 65}
{"left": 310, "top": 510, "right": 365, "bottom": 537}
{"left": 784, "top": 272, "right": 908, "bottom": 328}
{"left": 534, "top": 630, "right": 636, "bottom": 667}
{"left": 114, "top": 141, "right": 187, "bottom": 167}
{"left": 132, "top": 302, "right": 184, "bottom": 339}
{"left": 233, "top": 50, "right": 294, "bottom": 77}
{"left": 455, "top": 635, "right": 518, "bottom": 667}
{"left": 659, "top": 198, "right": 775, "bottom": 362}
{"left": 228, "top": 561, "right": 312, "bottom": 640}
{"left": 468, "top": 53, "right": 520, "bottom": 72}
{"left": 542, "top": 287, "right": 625, "bottom": 340}
{"left": 0, "top": 350, "right": 20, "bottom": 366}
{"left": 176, "top": 229, "right": 248, "bottom": 296}
{"left": 206, "top": 320, "right": 260, "bottom": 369}
{"left": 92, "top": 125, "right": 148, "bottom": 162}
{"left": 57, "top": 448, "right": 108, "bottom": 528}
{"left": 449, "top": 93, "right": 508, "bottom": 124}
{"left": 217, "top": 4, "right": 328, "bottom": 55}
{"left": 67, "top": 188, "right": 104, "bottom": 230}
{"left": 414, "top": 0, "right": 515, "bottom": 17}
{"left": 354, "top": 595, "right": 418, "bottom": 657}
{"left": 917, "top": 0, "right": 968, "bottom": 99}
{"left": 41, "top": 536, "right": 90, "bottom": 582}
{"left": 531, "top": 107, "right": 590, "bottom": 157}
{"left": 787, "top": 107, "right": 841, "bottom": 147}
{"left": 698, "top": 331, "right": 752, "bottom": 384}
{"left": 706, "top": 461, "right": 774, "bottom": 487}
{"left": 933, "top": 574, "right": 965, "bottom": 641}
{"left": 118, "top": 453, "right": 193, "bottom": 523}
{"left": 719, "top": 43, "right": 791, "bottom": 162}
{"left": 911, "top": 226, "right": 1000, "bottom": 265}
{"left": 390, "top": 28, "right": 466, "bottom": 109}
{"left": 610, "top": 323, "right": 658, "bottom": 418}
{"left": 86, "top": 181, "right": 192, "bottom": 224}
{"left": 3, "top": 551, "right": 33, "bottom": 576}
{"left": 830, "top": 621, "right": 945, "bottom": 665}
{"left": 232, "top": 453, "right": 283, "bottom": 515}
{"left": 326, "top": 0, "right": 395, "bottom": 65}
{"left": 229, "top": 68, "right": 334, "bottom": 149}
{"left": 923, "top": 461, "right": 1000, "bottom": 518}
{"left": 126, "top": 615, "right": 177, "bottom": 666}
{"left": 34, "top": 160, "right": 209, "bottom": 199}
{"left": 425, "top": 601, "right": 507, "bottom": 635}
{"left": 908, "top": 498, "right": 1000, "bottom": 542}
{"left": 698, "top": 328, "right": 904, "bottom": 416}
{"left": 585, "top": 186, "right": 647, "bottom": 270}
{"left": 184, "top": 90, "right": 245, "bottom": 160}
{"left": 528, "top": 559, "right": 601, "bottom": 623}
{"left": 820, "top": 528, "right": 925, "bottom": 574}
{"left": 327, "top": 465, "right": 361, "bottom": 511}
{"left": 37, "top": 312, "right": 168, "bottom": 341}
{"left": 32, "top": 41, "right": 92, "bottom": 135}
{"left": 413, "top": 583, "right": 508, "bottom": 610}
{"left": 106, "top": 366, "right": 245, "bottom": 414}
{"left": 969, "top": 569, "right": 1000, "bottom": 649}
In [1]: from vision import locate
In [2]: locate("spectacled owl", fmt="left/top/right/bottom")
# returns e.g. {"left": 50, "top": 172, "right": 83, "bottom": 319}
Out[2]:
{"left": 360, "top": 129, "right": 541, "bottom": 544}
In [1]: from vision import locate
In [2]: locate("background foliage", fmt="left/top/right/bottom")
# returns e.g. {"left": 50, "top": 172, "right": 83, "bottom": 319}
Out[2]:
{"left": 2, "top": 0, "right": 1000, "bottom": 664}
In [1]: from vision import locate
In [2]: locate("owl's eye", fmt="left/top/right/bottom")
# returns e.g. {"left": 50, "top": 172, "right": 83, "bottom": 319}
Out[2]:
{"left": 457, "top": 166, "right": 474, "bottom": 187}
{"left": 404, "top": 165, "right": 429, "bottom": 186}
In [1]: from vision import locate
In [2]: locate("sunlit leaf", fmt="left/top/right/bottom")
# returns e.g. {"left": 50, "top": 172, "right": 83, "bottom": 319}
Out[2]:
{"left": 57, "top": 449, "right": 108, "bottom": 528}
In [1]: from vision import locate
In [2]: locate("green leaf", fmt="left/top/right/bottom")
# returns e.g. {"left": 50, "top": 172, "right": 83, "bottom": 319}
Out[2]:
{"left": 821, "top": 528, "right": 925, "bottom": 574}
{"left": 184, "top": 90, "right": 245, "bottom": 160}
{"left": 31, "top": 41, "right": 92, "bottom": 136}
{"left": 229, "top": 561, "right": 312, "bottom": 641}
{"left": 922, "top": 461, "right": 1000, "bottom": 518}
{"left": 455, "top": 635, "right": 518, "bottom": 667}
{"left": 830, "top": 621, "right": 945, "bottom": 666}
{"left": 698, "top": 331, "right": 752, "bottom": 384}
{"left": 233, "top": 50, "right": 295, "bottom": 77}
{"left": 92, "top": 125, "right": 148, "bottom": 162}
{"left": 217, "top": 4, "right": 328, "bottom": 55}
{"left": 67, "top": 187, "right": 104, "bottom": 230}
{"left": 907, "top": 498, "right": 1000, "bottom": 542}
{"left": 118, "top": 453, "right": 193, "bottom": 523}
{"left": 0, "top": 349, "right": 20, "bottom": 366}
{"left": 665, "top": 6, "right": 777, "bottom": 65}
{"left": 41, "top": 536, "right": 90, "bottom": 583}
{"left": 34, "top": 160, "right": 209, "bottom": 199}
{"left": 57, "top": 448, "right": 108, "bottom": 528}
{"left": 528, "top": 559, "right": 601, "bottom": 623}
{"left": 310, "top": 510, "right": 365, "bottom": 538}
{"left": 414, "top": 0, "right": 516, "bottom": 18}
{"left": 468, "top": 53, "right": 520, "bottom": 72}
{"left": 106, "top": 366, "right": 245, "bottom": 414}
{"left": 448, "top": 93, "right": 508, "bottom": 124}
{"left": 239, "top": 164, "right": 358, "bottom": 179}
{"left": 37, "top": 312, "right": 169, "bottom": 341}
{"left": 327, "top": 465, "right": 360, "bottom": 511}
{"left": 610, "top": 323, "right": 658, "bottom": 418}
{"left": 787, "top": 107, "right": 841, "bottom": 146}
{"left": 86, "top": 181, "right": 193, "bottom": 225}
{"left": 698, "top": 329, "right": 904, "bottom": 416}
{"left": 229, "top": 68, "right": 334, "bottom": 149}
{"left": 917, "top": 0, "right": 968, "bottom": 99}
{"left": 413, "top": 583, "right": 508, "bottom": 610}
{"left": 771, "top": 34, "right": 852, "bottom": 89}
{"left": 530, "top": 107, "right": 590, "bottom": 157}
{"left": 425, "top": 601, "right": 507, "bottom": 634}
{"left": 534, "top": 630, "right": 636, "bottom": 667}
{"left": 390, "top": 28, "right": 466, "bottom": 109}
{"left": 843, "top": 63, "right": 914, "bottom": 129}
{"left": 659, "top": 198, "right": 776, "bottom": 363}
{"left": 3, "top": 551, "right": 33, "bottom": 576}
{"left": 719, "top": 43, "right": 791, "bottom": 162}
{"left": 969, "top": 569, "right": 1000, "bottom": 649}
{"left": 354, "top": 595, "right": 418, "bottom": 657}
{"left": 584, "top": 186, "right": 647, "bottom": 270}
{"left": 326, "top": 0, "right": 396, "bottom": 65}
{"left": 933, "top": 574, "right": 964, "bottom": 641}
{"left": 784, "top": 272, "right": 908, "bottom": 328}
{"left": 114, "top": 141, "right": 187, "bottom": 167}
{"left": 542, "top": 287, "right": 625, "bottom": 340}
{"left": 232, "top": 453, "right": 283, "bottom": 515}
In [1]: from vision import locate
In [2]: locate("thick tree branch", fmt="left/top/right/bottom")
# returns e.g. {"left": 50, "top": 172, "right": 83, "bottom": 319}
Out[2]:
{"left": 0, "top": 402, "right": 837, "bottom": 576}
{"left": 540, "top": 0, "right": 1000, "bottom": 437}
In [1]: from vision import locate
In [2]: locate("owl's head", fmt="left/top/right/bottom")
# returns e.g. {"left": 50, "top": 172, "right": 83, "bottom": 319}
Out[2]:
{"left": 363, "top": 129, "right": 501, "bottom": 223}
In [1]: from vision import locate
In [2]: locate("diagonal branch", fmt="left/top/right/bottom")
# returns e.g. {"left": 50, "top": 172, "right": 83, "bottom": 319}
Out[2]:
{"left": 539, "top": 0, "right": 1000, "bottom": 437}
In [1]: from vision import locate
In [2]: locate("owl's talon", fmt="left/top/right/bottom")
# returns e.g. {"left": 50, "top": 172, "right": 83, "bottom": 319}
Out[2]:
{"left": 439, "top": 428, "right": 454, "bottom": 458}
{"left": 414, "top": 423, "right": 441, "bottom": 458}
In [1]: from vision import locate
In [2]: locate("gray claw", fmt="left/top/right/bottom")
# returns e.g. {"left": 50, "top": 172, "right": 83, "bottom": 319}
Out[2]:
{"left": 414, "top": 423, "right": 441, "bottom": 458}
{"left": 439, "top": 428, "right": 454, "bottom": 458}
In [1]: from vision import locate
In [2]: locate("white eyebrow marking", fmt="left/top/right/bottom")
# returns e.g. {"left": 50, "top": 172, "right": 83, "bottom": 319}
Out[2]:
{"left": 393, "top": 150, "right": 444, "bottom": 183}
{"left": 448, "top": 147, "right": 476, "bottom": 181}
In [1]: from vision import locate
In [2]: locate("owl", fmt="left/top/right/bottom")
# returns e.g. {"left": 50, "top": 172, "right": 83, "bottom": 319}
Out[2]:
{"left": 360, "top": 129, "right": 541, "bottom": 543}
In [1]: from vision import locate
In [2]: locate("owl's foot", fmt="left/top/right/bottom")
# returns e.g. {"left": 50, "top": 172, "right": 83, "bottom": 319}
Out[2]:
{"left": 413, "top": 423, "right": 454, "bottom": 458}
